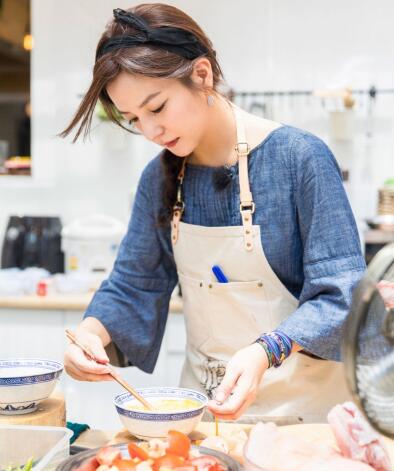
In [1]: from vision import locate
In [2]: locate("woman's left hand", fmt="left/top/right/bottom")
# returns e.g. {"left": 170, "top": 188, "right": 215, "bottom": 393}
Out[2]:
{"left": 207, "top": 343, "right": 269, "bottom": 420}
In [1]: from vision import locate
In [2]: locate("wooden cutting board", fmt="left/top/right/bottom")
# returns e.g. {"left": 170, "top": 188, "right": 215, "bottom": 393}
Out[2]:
{"left": 0, "top": 392, "right": 65, "bottom": 427}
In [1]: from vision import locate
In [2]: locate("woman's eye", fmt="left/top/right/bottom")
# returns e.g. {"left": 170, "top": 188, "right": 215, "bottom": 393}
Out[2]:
{"left": 152, "top": 101, "right": 166, "bottom": 114}
{"left": 128, "top": 117, "right": 138, "bottom": 125}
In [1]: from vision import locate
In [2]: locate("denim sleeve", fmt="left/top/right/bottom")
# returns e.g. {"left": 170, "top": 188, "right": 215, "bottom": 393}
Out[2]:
{"left": 84, "top": 160, "right": 178, "bottom": 373}
{"left": 277, "top": 134, "right": 366, "bottom": 361}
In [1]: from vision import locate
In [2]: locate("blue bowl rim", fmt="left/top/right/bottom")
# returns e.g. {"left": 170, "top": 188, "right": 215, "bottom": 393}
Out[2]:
{"left": 0, "top": 358, "right": 63, "bottom": 385}
{"left": 114, "top": 387, "right": 208, "bottom": 417}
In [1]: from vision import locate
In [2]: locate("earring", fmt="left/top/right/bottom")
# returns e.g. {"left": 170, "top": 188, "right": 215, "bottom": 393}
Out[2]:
{"left": 207, "top": 95, "right": 214, "bottom": 107}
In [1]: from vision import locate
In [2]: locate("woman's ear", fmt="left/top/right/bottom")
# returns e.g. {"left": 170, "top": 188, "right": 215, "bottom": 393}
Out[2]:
{"left": 190, "top": 57, "right": 214, "bottom": 89}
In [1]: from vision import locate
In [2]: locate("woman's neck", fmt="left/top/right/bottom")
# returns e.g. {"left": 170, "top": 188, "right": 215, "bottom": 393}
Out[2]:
{"left": 188, "top": 97, "right": 238, "bottom": 167}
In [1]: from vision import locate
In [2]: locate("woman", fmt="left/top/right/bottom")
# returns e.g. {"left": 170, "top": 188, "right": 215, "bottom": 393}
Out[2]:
{"left": 62, "top": 4, "right": 366, "bottom": 422}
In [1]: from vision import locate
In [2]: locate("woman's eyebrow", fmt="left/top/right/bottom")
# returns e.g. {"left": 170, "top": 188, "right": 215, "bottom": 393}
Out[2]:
{"left": 139, "top": 91, "right": 161, "bottom": 108}
{"left": 118, "top": 91, "right": 161, "bottom": 114}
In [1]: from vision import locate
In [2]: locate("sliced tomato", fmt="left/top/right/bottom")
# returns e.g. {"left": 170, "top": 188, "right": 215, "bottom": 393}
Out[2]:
{"left": 96, "top": 447, "right": 121, "bottom": 466}
{"left": 127, "top": 442, "right": 150, "bottom": 461}
{"left": 153, "top": 452, "right": 185, "bottom": 471}
{"left": 75, "top": 457, "right": 99, "bottom": 471}
{"left": 190, "top": 456, "right": 223, "bottom": 471}
{"left": 113, "top": 458, "right": 137, "bottom": 471}
{"left": 167, "top": 430, "right": 191, "bottom": 459}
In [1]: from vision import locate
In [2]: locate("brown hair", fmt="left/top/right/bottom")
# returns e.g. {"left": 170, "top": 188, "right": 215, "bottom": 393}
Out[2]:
{"left": 60, "top": 3, "right": 225, "bottom": 225}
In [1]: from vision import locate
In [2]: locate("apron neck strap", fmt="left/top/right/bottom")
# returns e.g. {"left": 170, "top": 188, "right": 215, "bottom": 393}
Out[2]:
{"left": 171, "top": 105, "right": 255, "bottom": 251}
{"left": 234, "top": 106, "right": 254, "bottom": 211}
{"left": 171, "top": 157, "right": 187, "bottom": 245}
{"left": 233, "top": 105, "right": 255, "bottom": 251}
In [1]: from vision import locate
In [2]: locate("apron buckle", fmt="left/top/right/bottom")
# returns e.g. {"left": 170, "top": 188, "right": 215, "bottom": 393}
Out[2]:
{"left": 173, "top": 201, "right": 185, "bottom": 213}
{"left": 235, "top": 142, "right": 250, "bottom": 156}
{"left": 240, "top": 201, "right": 255, "bottom": 214}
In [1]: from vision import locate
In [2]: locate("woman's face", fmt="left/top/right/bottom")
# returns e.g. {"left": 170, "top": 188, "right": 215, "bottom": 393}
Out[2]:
{"left": 106, "top": 71, "right": 210, "bottom": 157}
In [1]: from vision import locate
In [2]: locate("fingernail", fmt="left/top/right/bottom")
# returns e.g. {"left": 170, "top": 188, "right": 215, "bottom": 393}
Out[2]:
{"left": 97, "top": 358, "right": 109, "bottom": 364}
{"left": 215, "top": 391, "right": 225, "bottom": 403}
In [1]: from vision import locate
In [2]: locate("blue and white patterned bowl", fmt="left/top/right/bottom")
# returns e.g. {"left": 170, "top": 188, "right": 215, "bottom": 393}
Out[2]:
{"left": 0, "top": 358, "right": 63, "bottom": 415}
{"left": 114, "top": 387, "right": 208, "bottom": 439}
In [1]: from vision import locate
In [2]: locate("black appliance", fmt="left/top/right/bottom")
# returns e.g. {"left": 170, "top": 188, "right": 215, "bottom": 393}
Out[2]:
{"left": 1, "top": 216, "right": 64, "bottom": 274}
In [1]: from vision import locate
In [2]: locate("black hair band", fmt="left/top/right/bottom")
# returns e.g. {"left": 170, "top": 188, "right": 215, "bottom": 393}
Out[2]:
{"left": 213, "top": 165, "right": 237, "bottom": 190}
{"left": 96, "top": 8, "right": 208, "bottom": 61}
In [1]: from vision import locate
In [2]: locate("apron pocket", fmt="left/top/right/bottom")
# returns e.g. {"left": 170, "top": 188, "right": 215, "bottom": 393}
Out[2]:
{"left": 203, "top": 279, "right": 271, "bottom": 351}
{"left": 179, "top": 272, "right": 273, "bottom": 357}
{"left": 178, "top": 272, "right": 211, "bottom": 350}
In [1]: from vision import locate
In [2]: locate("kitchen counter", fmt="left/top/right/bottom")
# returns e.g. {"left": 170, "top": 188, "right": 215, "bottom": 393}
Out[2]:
{"left": 0, "top": 293, "right": 183, "bottom": 312}
{"left": 0, "top": 294, "right": 187, "bottom": 429}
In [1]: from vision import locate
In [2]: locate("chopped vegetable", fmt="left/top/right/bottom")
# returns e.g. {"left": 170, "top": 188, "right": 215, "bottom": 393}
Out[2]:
{"left": 152, "top": 453, "right": 185, "bottom": 471}
{"left": 167, "top": 431, "right": 191, "bottom": 459}
{"left": 4, "top": 457, "right": 34, "bottom": 471}
{"left": 96, "top": 447, "right": 122, "bottom": 466}
{"left": 127, "top": 443, "right": 150, "bottom": 461}
{"left": 190, "top": 456, "right": 223, "bottom": 471}
{"left": 75, "top": 456, "right": 99, "bottom": 471}
{"left": 112, "top": 459, "right": 137, "bottom": 471}
{"left": 77, "top": 431, "right": 225, "bottom": 471}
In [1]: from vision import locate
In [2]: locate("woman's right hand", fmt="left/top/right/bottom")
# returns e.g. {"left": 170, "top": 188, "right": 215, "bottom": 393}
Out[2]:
{"left": 64, "top": 321, "right": 113, "bottom": 382}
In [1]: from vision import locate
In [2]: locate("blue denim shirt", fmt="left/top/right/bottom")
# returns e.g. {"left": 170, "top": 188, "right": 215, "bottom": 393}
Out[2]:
{"left": 85, "top": 126, "right": 366, "bottom": 373}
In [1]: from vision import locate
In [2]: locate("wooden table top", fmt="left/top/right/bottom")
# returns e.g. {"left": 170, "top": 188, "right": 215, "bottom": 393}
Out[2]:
{"left": 74, "top": 421, "right": 394, "bottom": 463}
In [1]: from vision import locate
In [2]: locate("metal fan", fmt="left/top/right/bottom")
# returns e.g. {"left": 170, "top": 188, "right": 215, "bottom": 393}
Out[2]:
{"left": 343, "top": 242, "right": 394, "bottom": 438}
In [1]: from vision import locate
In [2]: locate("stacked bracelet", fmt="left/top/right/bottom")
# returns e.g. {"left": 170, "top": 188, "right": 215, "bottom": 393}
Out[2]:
{"left": 255, "top": 330, "right": 293, "bottom": 368}
{"left": 255, "top": 339, "right": 274, "bottom": 368}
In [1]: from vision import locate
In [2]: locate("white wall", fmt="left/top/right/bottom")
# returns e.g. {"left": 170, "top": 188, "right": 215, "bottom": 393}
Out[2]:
{"left": 0, "top": 0, "right": 393, "bottom": 242}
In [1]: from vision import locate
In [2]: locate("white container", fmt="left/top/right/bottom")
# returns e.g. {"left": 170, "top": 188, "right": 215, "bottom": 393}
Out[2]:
{"left": 0, "top": 424, "right": 72, "bottom": 471}
{"left": 61, "top": 214, "right": 126, "bottom": 283}
{"left": 329, "top": 109, "right": 355, "bottom": 141}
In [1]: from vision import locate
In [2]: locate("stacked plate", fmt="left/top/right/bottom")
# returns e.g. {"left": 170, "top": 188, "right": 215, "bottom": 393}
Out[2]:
{"left": 378, "top": 186, "right": 394, "bottom": 216}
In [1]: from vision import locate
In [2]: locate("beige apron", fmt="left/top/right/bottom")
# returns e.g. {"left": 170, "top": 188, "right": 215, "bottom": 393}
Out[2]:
{"left": 171, "top": 107, "right": 350, "bottom": 423}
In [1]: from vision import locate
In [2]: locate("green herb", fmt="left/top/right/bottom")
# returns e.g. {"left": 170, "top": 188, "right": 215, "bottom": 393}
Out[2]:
{"left": 22, "top": 457, "right": 34, "bottom": 471}
{"left": 3, "top": 457, "right": 34, "bottom": 471}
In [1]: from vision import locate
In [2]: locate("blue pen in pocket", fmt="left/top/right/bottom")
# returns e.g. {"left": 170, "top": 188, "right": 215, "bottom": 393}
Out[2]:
{"left": 212, "top": 265, "right": 229, "bottom": 283}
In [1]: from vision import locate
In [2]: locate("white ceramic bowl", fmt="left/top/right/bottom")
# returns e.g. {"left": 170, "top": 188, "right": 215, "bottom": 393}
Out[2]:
{"left": 114, "top": 387, "right": 208, "bottom": 439}
{"left": 0, "top": 358, "right": 63, "bottom": 415}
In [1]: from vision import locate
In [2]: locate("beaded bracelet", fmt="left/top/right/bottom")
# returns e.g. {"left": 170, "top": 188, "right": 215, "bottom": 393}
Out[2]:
{"left": 255, "top": 338, "right": 274, "bottom": 368}
{"left": 255, "top": 330, "right": 293, "bottom": 368}
{"left": 269, "top": 332, "right": 292, "bottom": 359}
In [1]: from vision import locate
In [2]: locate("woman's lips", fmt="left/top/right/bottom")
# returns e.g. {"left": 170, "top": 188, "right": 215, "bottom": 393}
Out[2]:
{"left": 164, "top": 137, "right": 179, "bottom": 148}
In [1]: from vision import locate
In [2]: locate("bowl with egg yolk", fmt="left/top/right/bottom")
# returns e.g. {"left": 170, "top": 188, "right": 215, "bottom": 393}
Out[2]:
{"left": 114, "top": 387, "right": 208, "bottom": 439}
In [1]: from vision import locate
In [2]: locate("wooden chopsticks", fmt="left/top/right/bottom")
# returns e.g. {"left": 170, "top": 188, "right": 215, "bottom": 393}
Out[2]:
{"left": 65, "top": 329, "right": 154, "bottom": 411}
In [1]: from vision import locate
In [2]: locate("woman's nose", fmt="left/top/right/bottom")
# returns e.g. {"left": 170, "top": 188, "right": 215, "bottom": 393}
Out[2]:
{"left": 141, "top": 120, "right": 164, "bottom": 142}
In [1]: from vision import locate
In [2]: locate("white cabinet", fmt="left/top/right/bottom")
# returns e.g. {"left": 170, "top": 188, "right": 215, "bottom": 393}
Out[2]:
{"left": 0, "top": 307, "right": 186, "bottom": 430}
{"left": 0, "top": 309, "right": 67, "bottom": 360}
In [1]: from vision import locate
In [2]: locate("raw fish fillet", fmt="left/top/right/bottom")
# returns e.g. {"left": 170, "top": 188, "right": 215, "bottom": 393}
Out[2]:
{"left": 327, "top": 402, "right": 391, "bottom": 471}
{"left": 377, "top": 280, "right": 394, "bottom": 309}
{"left": 243, "top": 421, "right": 374, "bottom": 471}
